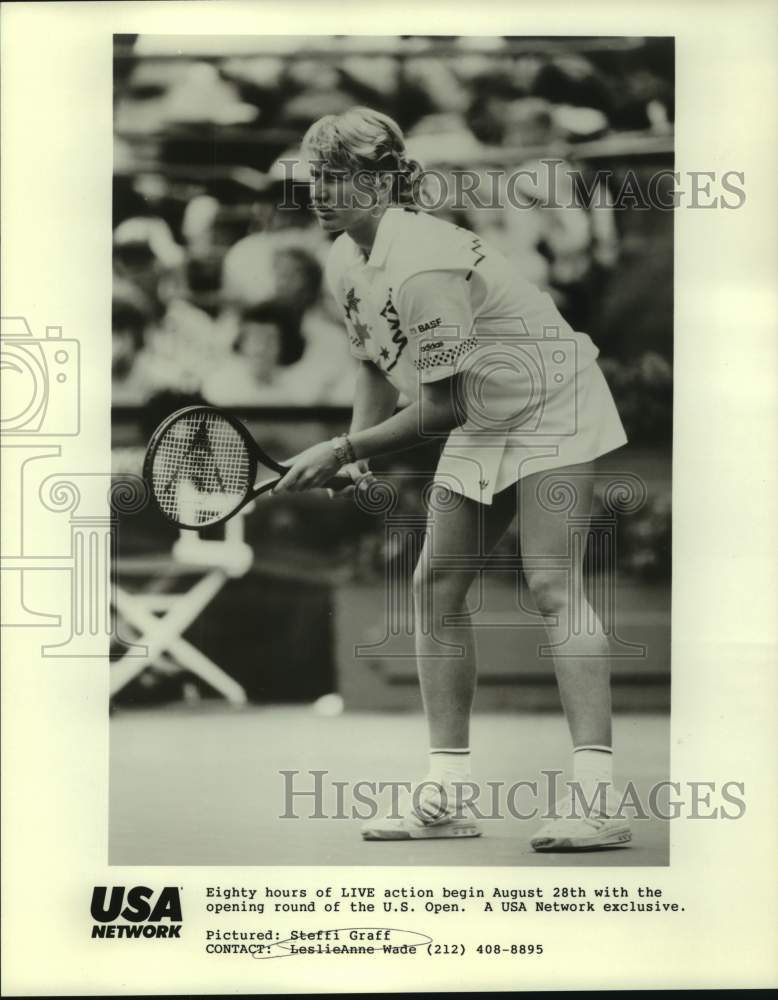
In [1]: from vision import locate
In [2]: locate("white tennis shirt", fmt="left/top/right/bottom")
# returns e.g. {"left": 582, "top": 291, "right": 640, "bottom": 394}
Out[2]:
{"left": 325, "top": 207, "right": 621, "bottom": 501}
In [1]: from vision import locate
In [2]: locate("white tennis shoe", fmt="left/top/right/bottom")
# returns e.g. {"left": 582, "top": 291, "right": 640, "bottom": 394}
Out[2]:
{"left": 361, "top": 781, "right": 481, "bottom": 841}
{"left": 530, "top": 788, "right": 631, "bottom": 852}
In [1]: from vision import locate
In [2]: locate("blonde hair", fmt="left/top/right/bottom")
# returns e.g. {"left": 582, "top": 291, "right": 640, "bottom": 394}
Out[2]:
{"left": 302, "top": 106, "right": 424, "bottom": 206}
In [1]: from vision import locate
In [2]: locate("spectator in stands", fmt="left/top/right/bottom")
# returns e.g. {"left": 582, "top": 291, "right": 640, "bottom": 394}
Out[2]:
{"left": 202, "top": 301, "right": 311, "bottom": 405}
{"left": 532, "top": 54, "right": 614, "bottom": 118}
{"left": 220, "top": 184, "right": 327, "bottom": 308}
{"left": 113, "top": 216, "right": 186, "bottom": 316}
{"left": 180, "top": 194, "right": 256, "bottom": 316}
{"left": 119, "top": 297, "right": 230, "bottom": 404}
{"left": 272, "top": 246, "right": 358, "bottom": 404}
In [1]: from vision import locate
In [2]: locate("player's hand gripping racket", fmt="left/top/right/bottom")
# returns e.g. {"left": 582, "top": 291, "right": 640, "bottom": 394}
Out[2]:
{"left": 144, "top": 405, "right": 352, "bottom": 529}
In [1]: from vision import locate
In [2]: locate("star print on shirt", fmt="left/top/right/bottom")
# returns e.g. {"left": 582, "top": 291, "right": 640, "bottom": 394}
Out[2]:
{"left": 344, "top": 287, "right": 361, "bottom": 319}
{"left": 379, "top": 347, "right": 390, "bottom": 360}
{"left": 352, "top": 318, "right": 372, "bottom": 342}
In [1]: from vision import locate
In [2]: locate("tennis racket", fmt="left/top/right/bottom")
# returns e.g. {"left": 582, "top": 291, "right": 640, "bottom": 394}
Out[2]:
{"left": 143, "top": 405, "right": 351, "bottom": 530}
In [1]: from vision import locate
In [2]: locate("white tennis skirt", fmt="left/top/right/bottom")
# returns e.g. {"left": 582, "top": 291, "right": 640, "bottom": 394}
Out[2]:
{"left": 434, "top": 360, "right": 627, "bottom": 504}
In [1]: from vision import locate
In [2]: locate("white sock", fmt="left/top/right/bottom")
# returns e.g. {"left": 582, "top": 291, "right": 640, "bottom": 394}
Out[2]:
{"left": 428, "top": 748, "right": 471, "bottom": 784}
{"left": 573, "top": 745, "right": 614, "bottom": 800}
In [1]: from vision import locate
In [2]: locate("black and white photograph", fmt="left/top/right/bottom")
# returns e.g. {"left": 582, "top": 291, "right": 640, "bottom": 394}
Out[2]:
{"left": 109, "top": 33, "right": 674, "bottom": 866}
{"left": 2, "top": 2, "right": 776, "bottom": 994}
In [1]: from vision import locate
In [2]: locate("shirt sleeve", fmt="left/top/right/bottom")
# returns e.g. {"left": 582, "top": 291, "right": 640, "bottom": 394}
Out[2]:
{"left": 324, "top": 243, "right": 370, "bottom": 362}
{"left": 395, "top": 270, "right": 479, "bottom": 384}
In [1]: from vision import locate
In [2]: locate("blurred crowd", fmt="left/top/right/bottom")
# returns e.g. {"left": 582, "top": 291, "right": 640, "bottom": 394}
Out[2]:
{"left": 111, "top": 203, "right": 354, "bottom": 406}
{"left": 112, "top": 35, "right": 674, "bottom": 409}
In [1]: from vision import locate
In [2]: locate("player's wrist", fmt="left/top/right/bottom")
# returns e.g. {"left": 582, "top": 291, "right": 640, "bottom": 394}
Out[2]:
{"left": 329, "top": 434, "right": 357, "bottom": 466}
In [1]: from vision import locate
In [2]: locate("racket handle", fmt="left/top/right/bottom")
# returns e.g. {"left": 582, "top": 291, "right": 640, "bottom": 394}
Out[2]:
{"left": 324, "top": 472, "right": 354, "bottom": 491}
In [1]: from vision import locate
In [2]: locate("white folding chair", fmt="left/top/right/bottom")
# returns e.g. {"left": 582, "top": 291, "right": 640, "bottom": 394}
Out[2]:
{"left": 111, "top": 508, "right": 254, "bottom": 705}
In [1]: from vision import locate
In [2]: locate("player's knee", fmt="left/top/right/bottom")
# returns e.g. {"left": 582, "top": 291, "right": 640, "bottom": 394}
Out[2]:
{"left": 525, "top": 571, "right": 568, "bottom": 617}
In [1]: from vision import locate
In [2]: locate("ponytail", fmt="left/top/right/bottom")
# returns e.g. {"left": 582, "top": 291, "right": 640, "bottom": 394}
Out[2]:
{"left": 394, "top": 157, "right": 425, "bottom": 206}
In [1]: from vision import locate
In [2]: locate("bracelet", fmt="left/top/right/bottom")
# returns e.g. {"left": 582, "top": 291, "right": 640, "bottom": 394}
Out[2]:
{"left": 330, "top": 434, "right": 356, "bottom": 466}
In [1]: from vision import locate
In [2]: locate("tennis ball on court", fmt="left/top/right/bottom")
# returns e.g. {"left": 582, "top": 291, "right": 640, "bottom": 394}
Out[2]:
{"left": 312, "top": 693, "right": 344, "bottom": 717}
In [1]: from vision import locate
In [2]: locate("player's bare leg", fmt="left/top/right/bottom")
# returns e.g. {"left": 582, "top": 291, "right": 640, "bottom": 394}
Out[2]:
{"left": 519, "top": 463, "right": 610, "bottom": 745}
{"left": 413, "top": 487, "right": 518, "bottom": 749}
{"left": 518, "top": 461, "right": 630, "bottom": 850}
{"left": 362, "top": 485, "right": 516, "bottom": 840}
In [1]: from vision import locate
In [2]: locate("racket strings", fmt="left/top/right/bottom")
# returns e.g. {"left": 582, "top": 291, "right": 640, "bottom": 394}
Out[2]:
{"left": 151, "top": 412, "right": 252, "bottom": 526}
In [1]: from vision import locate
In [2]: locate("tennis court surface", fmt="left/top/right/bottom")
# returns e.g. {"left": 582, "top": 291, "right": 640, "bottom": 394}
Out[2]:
{"left": 110, "top": 707, "right": 669, "bottom": 866}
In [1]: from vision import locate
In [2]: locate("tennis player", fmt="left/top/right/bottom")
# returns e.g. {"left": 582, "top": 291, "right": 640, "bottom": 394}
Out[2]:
{"left": 274, "top": 107, "right": 631, "bottom": 851}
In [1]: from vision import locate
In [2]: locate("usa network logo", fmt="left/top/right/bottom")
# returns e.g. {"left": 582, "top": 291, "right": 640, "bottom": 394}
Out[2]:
{"left": 90, "top": 886, "right": 182, "bottom": 939}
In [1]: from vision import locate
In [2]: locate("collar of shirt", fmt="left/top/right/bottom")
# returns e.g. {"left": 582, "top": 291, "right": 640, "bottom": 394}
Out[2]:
{"left": 360, "top": 206, "right": 406, "bottom": 270}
